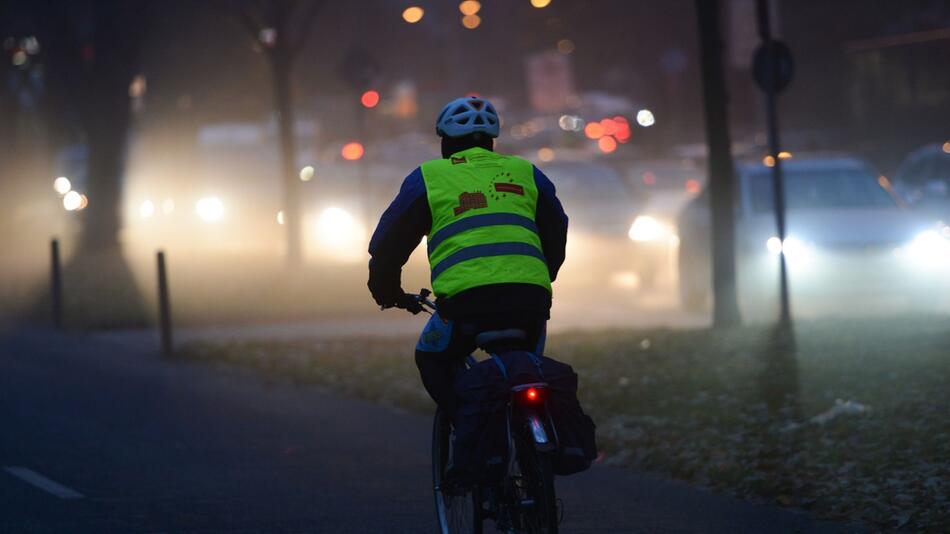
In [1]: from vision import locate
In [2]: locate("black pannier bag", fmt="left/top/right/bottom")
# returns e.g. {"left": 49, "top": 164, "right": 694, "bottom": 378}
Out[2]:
{"left": 453, "top": 352, "right": 598, "bottom": 483}
{"left": 537, "top": 356, "right": 598, "bottom": 475}
{"left": 453, "top": 353, "right": 518, "bottom": 484}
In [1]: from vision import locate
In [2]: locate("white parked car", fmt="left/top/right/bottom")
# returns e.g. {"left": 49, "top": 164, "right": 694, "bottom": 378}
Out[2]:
{"left": 677, "top": 156, "right": 950, "bottom": 316}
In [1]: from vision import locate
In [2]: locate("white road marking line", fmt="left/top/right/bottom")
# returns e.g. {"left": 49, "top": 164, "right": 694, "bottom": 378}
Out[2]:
{"left": 3, "top": 466, "right": 84, "bottom": 499}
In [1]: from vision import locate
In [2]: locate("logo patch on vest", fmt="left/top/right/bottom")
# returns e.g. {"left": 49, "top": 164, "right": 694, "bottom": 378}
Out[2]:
{"left": 454, "top": 192, "right": 488, "bottom": 216}
{"left": 494, "top": 183, "right": 524, "bottom": 196}
{"left": 451, "top": 156, "right": 467, "bottom": 165}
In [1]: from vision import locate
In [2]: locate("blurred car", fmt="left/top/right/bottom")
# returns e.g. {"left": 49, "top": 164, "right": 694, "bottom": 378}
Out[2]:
{"left": 677, "top": 155, "right": 950, "bottom": 315}
{"left": 537, "top": 160, "right": 641, "bottom": 286}
{"left": 893, "top": 142, "right": 950, "bottom": 222}
{"left": 624, "top": 159, "right": 705, "bottom": 289}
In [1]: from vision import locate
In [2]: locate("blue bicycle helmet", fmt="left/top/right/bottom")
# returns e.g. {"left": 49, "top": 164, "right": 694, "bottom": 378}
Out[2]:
{"left": 435, "top": 96, "right": 500, "bottom": 138}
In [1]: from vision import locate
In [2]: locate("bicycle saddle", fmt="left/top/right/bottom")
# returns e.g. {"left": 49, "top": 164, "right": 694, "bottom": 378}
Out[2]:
{"left": 475, "top": 329, "right": 527, "bottom": 350}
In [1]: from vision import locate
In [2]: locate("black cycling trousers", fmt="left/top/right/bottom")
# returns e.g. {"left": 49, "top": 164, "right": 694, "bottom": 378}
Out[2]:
{"left": 414, "top": 312, "right": 547, "bottom": 415}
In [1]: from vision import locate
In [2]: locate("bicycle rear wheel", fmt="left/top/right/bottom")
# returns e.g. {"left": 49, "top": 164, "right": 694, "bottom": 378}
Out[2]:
{"left": 514, "top": 442, "right": 558, "bottom": 534}
{"left": 432, "top": 409, "right": 483, "bottom": 534}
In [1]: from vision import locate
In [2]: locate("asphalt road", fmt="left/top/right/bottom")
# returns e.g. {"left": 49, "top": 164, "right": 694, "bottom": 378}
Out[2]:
{"left": 0, "top": 328, "right": 864, "bottom": 533}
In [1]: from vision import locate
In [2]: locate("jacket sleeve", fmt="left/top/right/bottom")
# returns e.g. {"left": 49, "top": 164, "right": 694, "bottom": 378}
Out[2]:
{"left": 367, "top": 168, "right": 431, "bottom": 306}
{"left": 533, "top": 166, "right": 569, "bottom": 282}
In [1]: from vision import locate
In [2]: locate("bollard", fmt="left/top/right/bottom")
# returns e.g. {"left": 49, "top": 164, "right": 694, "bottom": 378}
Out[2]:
{"left": 156, "top": 250, "right": 173, "bottom": 356}
{"left": 50, "top": 239, "right": 63, "bottom": 329}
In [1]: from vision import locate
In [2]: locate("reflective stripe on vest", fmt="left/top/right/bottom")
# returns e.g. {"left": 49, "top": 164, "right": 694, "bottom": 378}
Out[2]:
{"left": 427, "top": 213, "right": 539, "bottom": 253}
{"left": 431, "top": 241, "right": 547, "bottom": 280}
{"left": 420, "top": 147, "right": 552, "bottom": 298}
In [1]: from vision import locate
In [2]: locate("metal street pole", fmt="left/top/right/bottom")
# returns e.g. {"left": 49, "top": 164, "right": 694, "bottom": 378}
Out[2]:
{"left": 756, "top": 0, "right": 792, "bottom": 327}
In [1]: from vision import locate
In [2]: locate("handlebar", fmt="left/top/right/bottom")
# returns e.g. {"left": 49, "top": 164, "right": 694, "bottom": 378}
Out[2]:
{"left": 411, "top": 288, "right": 438, "bottom": 314}
{"left": 381, "top": 288, "right": 437, "bottom": 315}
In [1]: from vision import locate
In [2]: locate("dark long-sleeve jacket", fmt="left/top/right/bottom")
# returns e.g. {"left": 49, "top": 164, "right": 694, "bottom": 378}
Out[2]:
{"left": 368, "top": 163, "right": 568, "bottom": 320}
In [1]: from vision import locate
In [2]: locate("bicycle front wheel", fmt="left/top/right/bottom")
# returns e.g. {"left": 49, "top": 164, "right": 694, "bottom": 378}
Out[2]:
{"left": 432, "top": 408, "right": 482, "bottom": 534}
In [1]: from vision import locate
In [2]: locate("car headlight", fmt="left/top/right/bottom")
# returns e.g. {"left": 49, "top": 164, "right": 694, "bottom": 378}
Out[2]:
{"left": 196, "top": 196, "right": 225, "bottom": 223}
{"left": 765, "top": 235, "right": 812, "bottom": 264}
{"left": 628, "top": 215, "right": 670, "bottom": 242}
{"left": 905, "top": 230, "right": 950, "bottom": 267}
{"left": 311, "top": 206, "right": 367, "bottom": 262}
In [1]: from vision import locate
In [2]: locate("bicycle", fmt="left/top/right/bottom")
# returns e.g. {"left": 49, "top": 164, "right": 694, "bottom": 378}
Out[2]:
{"left": 402, "top": 290, "right": 560, "bottom": 534}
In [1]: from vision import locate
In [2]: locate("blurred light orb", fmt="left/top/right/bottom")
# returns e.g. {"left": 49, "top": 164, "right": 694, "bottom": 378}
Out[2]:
{"left": 12, "top": 50, "right": 27, "bottom": 66}
{"left": 778, "top": 150, "right": 793, "bottom": 159}
{"left": 63, "top": 191, "right": 82, "bottom": 211}
{"left": 276, "top": 211, "right": 285, "bottom": 225}
{"left": 943, "top": 141, "right": 950, "bottom": 154}
{"left": 462, "top": 14, "right": 481, "bottom": 29}
{"left": 558, "top": 114, "right": 583, "bottom": 131}
{"left": 22, "top": 36, "right": 40, "bottom": 55}
{"left": 537, "top": 147, "right": 555, "bottom": 162}
{"left": 530, "top": 0, "right": 552, "bottom": 7}
{"left": 685, "top": 179, "right": 701, "bottom": 194}
{"left": 766, "top": 236, "right": 783, "bottom": 255}
{"left": 402, "top": 6, "right": 425, "bottom": 23}
{"left": 556, "top": 39, "right": 575, "bottom": 55}
{"left": 53, "top": 176, "right": 71, "bottom": 195}
{"left": 459, "top": 0, "right": 481, "bottom": 15}
{"left": 636, "top": 109, "right": 655, "bottom": 127}
{"left": 139, "top": 199, "right": 155, "bottom": 219}
{"left": 128, "top": 75, "right": 147, "bottom": 98}
{"left": 907, "top": 230, "right": 950, "bottom": 267}
{"left": 162, "top": 198, "right": 175, "bottom": 214}
{"left": 584, "top": 122, "right": 604, "bottom": 139}
{"left": 314, "top": 207, "right": 367, "bottom": 261}
{"left": 628, "top": 215, "right": 665, "bottom": 242}
{"left": 341, "top": 142, "right": 364, "bottom": 161}
{"left": 598, "top": 136, "right": 617, "bottom": 153}
{"left": 361, "top": 90, "right": 380, "bottom": 109}
{"left": 78, "top": 194, "right": 89, "bottom": 210}
{"left": 763, "top": 155, "right": 776, "bottom": 167}
{"left": 299, "top": 165, "right": 315, "bottom": 181}
{"left": 600, "top": 118, "right": 618, "bottom": 136}
{"left": 258, "top": 27, "right": 277, "bottom": 47}
{"left": 196, "top": 196, "right": 224, "bottom": 223}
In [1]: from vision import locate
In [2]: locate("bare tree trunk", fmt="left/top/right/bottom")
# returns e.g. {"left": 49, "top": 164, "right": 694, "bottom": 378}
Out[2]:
{"left": 695, "top": 0, "right": 742, "bottom": 327}
{"left": 271, "top": 52, "right": 302, "bottom": 265}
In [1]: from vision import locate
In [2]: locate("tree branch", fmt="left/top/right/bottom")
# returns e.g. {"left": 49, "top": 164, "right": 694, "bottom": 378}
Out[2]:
{"left": 286, "top": 0, "right": 325, "bottom": 60}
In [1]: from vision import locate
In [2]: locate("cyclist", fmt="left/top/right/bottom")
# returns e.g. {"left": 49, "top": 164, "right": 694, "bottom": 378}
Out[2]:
{"left": 368, "top": 96, "right": 568, "bottom": 416}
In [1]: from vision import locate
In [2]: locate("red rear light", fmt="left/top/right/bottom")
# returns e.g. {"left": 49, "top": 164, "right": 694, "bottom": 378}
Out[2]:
{"left": 525, "top": 387, "right": 540, "bottom": 402}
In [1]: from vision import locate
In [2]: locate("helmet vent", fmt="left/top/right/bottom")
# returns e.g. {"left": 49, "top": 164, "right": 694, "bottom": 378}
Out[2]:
{"left": 473, "top": 115, "right": 485, "bottom": 125}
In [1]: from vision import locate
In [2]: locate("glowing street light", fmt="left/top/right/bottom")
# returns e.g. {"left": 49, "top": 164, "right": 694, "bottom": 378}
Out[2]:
{"left": 402, "top": 6, "right": 424, "bottom": 23}
{"left": 299, "top": 165, "right": 315, "bottom": 181}
{"left": 530, "top": 0, "right": 552, "bottom": 7}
